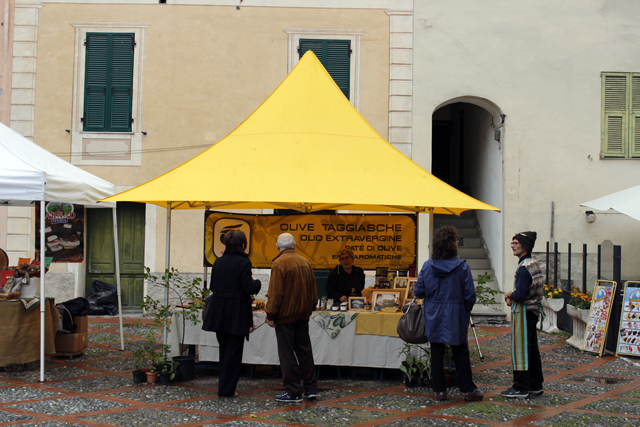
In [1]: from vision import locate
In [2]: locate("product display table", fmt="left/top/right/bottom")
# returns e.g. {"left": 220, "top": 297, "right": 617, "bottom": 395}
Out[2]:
{"left": 0, "top": 299, "right": 59, "bottom": 367}
{"left": 168, "top": 310, "right": 406, "bottom": 369}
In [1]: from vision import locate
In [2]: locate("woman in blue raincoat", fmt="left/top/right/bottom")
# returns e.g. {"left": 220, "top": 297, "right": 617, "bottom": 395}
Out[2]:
{"left": 414, "top": 226, "right": 483, "bottom": 402}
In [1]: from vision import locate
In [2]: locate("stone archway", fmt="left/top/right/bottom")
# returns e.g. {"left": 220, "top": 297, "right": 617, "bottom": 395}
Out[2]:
{"left": 431, "top": 96, "right": 505, "bottom": 297}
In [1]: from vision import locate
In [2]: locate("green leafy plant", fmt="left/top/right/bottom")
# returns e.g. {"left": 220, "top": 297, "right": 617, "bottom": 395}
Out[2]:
{"left": 131, "top": 348, "right": 147, "bottom": 371}
{"left": 141, "top": 267, "right": 211, "bottom": 357}
{"left": 158, "top": 359, "right": 179, "bottom": 380}
{"left": 398, "top": 343, "right": 431, "bottom": 381}
{"left": 475, "top": 272, "right": 504, "bottom": 311}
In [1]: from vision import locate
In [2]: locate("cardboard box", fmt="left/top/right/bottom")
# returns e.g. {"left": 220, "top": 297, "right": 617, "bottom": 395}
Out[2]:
{"left": 55, "top": 332, "right": 88, "bottom": 353}
{"left": 73, "top": 316, "right": 88, "bottom": 333}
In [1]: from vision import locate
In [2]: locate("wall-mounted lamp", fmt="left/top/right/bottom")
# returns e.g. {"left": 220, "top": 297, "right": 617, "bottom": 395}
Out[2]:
{"left": 585, "top": 211, "right": 596, "bottom": 224}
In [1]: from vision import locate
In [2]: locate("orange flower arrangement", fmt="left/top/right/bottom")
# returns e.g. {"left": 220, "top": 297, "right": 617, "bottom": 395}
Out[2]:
{"left": 568, "top": 287, "right": 592, "bottom": 310}
{"left": 543, "top": 284, "right": 563, "bottom": 299}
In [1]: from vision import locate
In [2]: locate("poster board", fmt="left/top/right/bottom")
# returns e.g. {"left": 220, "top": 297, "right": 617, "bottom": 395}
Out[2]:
{"left": 204, "top": 212, "right": 416, "bottom": 269}
{"left": 582, "top": 280, "right": 617, "bottom": 356}
{"left": 616, "top": 281, "right": 640, "bottom": 357}
{"left": 35, "top": 203, "right": 85, "bottom": 263}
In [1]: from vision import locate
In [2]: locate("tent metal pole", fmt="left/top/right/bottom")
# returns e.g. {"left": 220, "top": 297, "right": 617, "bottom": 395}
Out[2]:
{"left": 163, "top": 202, "right": 172, "bottom": 348}
{"left": 112, "top": 207, "right": 125, "bottom": 351}
{"left": 428, "top": 207, "right": 434, "bottom": 257}
{"left": 39, "top": 200, "right": 46, "bottom": 382}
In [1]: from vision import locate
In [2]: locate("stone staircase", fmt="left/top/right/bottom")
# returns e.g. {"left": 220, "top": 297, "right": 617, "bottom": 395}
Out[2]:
{"left": 432, "top": 212, "right": 505, "bottom": 321}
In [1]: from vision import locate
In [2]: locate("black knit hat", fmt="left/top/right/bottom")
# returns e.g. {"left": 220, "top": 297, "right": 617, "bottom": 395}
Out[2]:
{"left": 513, "top": 231, "right": 537, "bottom": 254}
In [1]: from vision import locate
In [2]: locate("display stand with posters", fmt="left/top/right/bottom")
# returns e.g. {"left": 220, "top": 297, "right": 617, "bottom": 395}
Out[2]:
{"left": 615, "top": 281, "right": 640, "bottom": 357}
{"left": 582, "top": 280, "right": 617, "bottom": 356}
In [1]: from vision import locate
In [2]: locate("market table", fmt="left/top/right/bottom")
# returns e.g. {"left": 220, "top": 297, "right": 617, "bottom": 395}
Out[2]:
{"left": 0, "top": 299, "right": 59, "bottom": 367}
{"left": 168, "top": 311, "right": 407, "bottom": 369}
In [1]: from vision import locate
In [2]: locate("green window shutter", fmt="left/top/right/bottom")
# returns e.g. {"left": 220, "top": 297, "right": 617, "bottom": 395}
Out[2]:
{"left": 83, "top": 33, "right": 134, "bottom": 132}
{"left": 630, "top": 74, "right": 640, "bottom": 157}
{"left": 84, "top": 33, "right": 109, "bottom": 131}
{"left": 601, "top": 73, "right": 628, "bottom": 158}
{"left": 299, "top": 39, "right": 351, "bottom": 100}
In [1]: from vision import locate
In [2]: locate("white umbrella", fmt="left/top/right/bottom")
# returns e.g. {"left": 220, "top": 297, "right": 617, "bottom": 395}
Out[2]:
{"left": 581, "top": 184, "right": 640, "bottom": 222}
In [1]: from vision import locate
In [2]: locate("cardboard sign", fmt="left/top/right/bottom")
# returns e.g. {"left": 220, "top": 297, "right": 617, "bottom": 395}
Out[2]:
{"left": 583, "top": 280, "right": 617, "bottom": 356}
{"left": 204, "top": 212, "right": 416, "bottom": 269}
{"left": 616, "top": 281, "right": 640, "bottom": 357}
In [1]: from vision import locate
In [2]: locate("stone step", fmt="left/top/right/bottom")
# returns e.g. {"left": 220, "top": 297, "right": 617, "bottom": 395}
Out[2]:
{"left": 458, "top": 247, "right": 487, "bottom": 259}
{"left": 456, "top": 228, "right": 480, "bottom": 238}
{"left": 465, "top": 258, "right": 491, "bottom": 269}
{"left": 459, "top": 236, "right": 482, "bottom": 247}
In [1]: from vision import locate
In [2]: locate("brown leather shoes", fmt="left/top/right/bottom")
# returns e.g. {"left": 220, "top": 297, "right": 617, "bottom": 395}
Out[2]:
{"left": 464, "top": 389, "right": 483, "bottom": 401}
{"left": 436, "top": 391, "right": 447, "bottom": 401}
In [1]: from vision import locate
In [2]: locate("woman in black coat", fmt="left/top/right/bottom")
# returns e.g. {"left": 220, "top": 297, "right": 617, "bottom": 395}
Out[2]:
{"left": 202, "top": 230, "right": 261, "bottom": 397}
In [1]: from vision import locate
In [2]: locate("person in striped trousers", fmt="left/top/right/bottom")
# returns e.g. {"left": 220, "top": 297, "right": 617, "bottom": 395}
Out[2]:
{"left": 502, "top": 231, "right": 545, "bottom": 398}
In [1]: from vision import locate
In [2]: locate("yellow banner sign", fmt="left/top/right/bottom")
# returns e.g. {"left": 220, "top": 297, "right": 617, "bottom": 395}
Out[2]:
{"left": 204, "top": 212, "right": 416, "bottom": 269}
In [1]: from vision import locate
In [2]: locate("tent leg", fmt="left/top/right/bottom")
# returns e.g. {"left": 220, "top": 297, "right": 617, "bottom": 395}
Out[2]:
{"left": 112, "top": 207, "right": 125, "bottom": 351}
{"left": 163, "top": 202, "right": 172, "bottom": 349}
{"left": 39, "top": 200, "right": 46, "bottom": 383}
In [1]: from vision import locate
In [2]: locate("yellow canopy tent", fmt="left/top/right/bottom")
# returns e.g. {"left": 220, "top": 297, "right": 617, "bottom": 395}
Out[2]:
{"left": 103, "top": 51, "right": 499, "bottom": 345}
{"left": 102, "top": 51, "right": 499, "bottom": 215}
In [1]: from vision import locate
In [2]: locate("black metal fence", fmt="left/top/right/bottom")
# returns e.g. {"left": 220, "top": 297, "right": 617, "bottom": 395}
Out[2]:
{"left": 544, "top": 241, "right": 622, "bottom": 351}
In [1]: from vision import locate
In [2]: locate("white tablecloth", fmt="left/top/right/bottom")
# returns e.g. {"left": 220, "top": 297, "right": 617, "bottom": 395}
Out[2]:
{"left": 167, "top": 311, "right": 405, "bottom": 369}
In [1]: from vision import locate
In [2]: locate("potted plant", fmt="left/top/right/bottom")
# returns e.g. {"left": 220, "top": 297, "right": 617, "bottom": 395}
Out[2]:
{"left": 146, "top": 365, "right": 158, "bottom": 384}
{"left": 539, "top": 284, "right": 565, "bottom": 333}
{"left": 131, "top": 349, "right": 147, "bottom": 384}
{"left": 159, "top": 357, "right": 178, "bottom": 385}
{"left": 143, "top": 331, "right": 163, "bottom": 384}
{"left": 566, "top": 288, "right": 592, "bottom": 350}
{"left": 399, "top": 343, "right": 431, "bottom": 387}
{"left": 141, "top": 267, "right": 210, "bottom": 383}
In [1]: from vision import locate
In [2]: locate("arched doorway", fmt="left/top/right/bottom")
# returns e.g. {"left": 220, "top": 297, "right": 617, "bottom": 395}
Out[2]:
{"left": 431, "top": 97, "right": 505, "bottom": 300}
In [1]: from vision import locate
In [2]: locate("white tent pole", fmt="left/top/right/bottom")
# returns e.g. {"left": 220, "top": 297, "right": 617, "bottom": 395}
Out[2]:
{"left": 163, "top": 202, "right": 172, "bottom": 348}
{"left": 112, "top": 207, "right": 124, "bottom": 351}
{"left": 428, "top": 207, "right": 434, "bottom": 257}
{"left": 39, "top": 200, "right": 46, "bottom": 382}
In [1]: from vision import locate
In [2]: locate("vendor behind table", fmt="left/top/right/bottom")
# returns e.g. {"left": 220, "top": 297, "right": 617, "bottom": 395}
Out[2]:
{"left": 326, "top": 248, "right": 365, "bottom": 303}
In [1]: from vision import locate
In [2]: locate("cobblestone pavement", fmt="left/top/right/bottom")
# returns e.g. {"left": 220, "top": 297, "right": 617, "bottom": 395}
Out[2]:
{"left": 1, "top": 317, "right": 640, "bottom": 426}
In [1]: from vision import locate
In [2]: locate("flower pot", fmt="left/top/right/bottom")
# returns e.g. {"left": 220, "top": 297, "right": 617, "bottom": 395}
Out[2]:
{"left": 132, "top": 370, "right": 146, "bottom": 384}
{"left": 566, "top": 304, "right": 590, "bottom": 350}
{"left": 538, "top": 298, "right": 565, "bottom": 333}
{"left": 159, "top": 372, "right": 172, "bottom": 385}
{"left": 401, "top": 361, "right": 419, "bottom": 387}
{"left": 146, "top": 371, "right": 158, "bottom": 384}
{"left": 172, "top": 355, "right": 196, "bottom": 382}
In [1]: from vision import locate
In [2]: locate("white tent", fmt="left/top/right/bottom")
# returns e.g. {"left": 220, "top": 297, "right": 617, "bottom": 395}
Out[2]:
{"left": 0, "top": 123, "right": 121, "bottom": 381}
{"left": 581, "top": 184, "right": 640, "bottom": 222}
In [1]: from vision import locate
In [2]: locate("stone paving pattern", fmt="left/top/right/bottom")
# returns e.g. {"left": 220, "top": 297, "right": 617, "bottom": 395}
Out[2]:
{"left": 0, "top": 317, "right": 639, "bottom": 426}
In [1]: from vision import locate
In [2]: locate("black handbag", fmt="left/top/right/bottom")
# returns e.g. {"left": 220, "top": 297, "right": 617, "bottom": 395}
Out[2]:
{"left": 397, "top": 297, "right": 428, "bottom": 344}
{"left": 201, "top": 295, "right": 213, "bottom": 324}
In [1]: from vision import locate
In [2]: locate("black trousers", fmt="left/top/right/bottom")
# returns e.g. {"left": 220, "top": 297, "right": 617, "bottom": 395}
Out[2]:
{"left": 275, "top": 319, "right": 317, "bottom": 397}
{"left": 430, "top": 341, "right": 477, "bottom": 393}
{"left": 216, "top": 332, "right": 245, "bottom": 396}
{"left": 513, "top": 310, "right": 544, "bottom": 391}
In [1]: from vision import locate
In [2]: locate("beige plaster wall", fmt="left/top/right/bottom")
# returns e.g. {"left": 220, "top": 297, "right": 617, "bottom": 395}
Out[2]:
{"left": 33, "top": 3, "right": 391, "bottom": 273}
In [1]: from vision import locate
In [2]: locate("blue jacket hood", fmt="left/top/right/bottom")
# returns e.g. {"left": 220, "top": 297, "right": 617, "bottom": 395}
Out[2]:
{"left": 428, "top": 257, "right": 465, "bottom": 277}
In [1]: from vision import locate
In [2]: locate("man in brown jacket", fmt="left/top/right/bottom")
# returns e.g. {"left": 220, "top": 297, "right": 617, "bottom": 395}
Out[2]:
{"left": 266, "top": 233, "right": 318, "bottom": 403}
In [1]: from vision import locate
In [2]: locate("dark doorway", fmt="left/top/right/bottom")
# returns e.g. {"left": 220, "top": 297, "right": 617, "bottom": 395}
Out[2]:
{"left": 86, "top": 202, "right": 145, "bottom": 308}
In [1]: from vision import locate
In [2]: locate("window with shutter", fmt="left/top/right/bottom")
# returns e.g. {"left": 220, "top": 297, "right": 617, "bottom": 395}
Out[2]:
{"left": 601, "top": 72, "right": 640, "bottom": 158}
{"left": 83, "top": 33, "right": 134, "bottom": 132}
{"left": 299, "top": 39, "right": 351, "bottom": 99}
